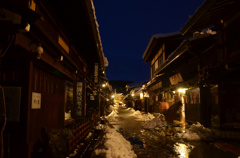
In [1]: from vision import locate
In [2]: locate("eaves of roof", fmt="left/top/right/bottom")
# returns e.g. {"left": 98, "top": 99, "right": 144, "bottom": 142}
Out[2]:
{"left": 181, "top": 0, "right": 240, "bottom": 35}
{"left": 142, "top": 32, "right": 181, "bottom": 62}
{"left": 154, "top": 39, "right": 189, "bottom": 75}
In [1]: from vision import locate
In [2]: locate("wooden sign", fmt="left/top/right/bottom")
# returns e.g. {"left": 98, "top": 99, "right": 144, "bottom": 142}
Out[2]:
{"left": 169, "top": 72, "right": 183, "bottom": 85}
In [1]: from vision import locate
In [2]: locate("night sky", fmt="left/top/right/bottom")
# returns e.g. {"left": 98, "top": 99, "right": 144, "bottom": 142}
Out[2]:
{"left": 93, "top": 0, "right": 204, "bottom": 83}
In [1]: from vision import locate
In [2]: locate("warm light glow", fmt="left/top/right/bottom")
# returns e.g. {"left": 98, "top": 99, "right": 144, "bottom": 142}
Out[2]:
{"left": 174, "top": 143, "right": 194, "bottom": 158}
{"left": 144, "top": 92, "right": 149, "bottom": 98}
{"left": 181, "top": 95, "right": 186, "bottom": 132}
{"left": 178, "top": 88, "right": 188, "bottom": 93}
{"left": 140, "top": 93, "right": 143, "bottom": 99}
{"left": 131, "top": 93, "right": 134, "bottom": 97}
{"left": 102, "top": 83, "right": 106, "bottom": 87}
{"left": 111, "top": 95, "right": 115, "bottom": 98}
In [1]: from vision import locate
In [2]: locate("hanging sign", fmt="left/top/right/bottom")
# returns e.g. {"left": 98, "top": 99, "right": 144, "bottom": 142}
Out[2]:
{"left": 169, "top": 72, "right": 183, "bottom": 85}
{"left": 76, "top": 82, "right": 83, "bottom": 116}
{"left": 32, "top": 92, "right": 41, "bottom": 109}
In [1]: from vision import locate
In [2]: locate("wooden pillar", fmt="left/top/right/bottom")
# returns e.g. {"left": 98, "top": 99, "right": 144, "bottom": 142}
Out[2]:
{"left": 72, "top": 77, "right": 77, "bottom": 119}
{"left": 200, "top": 84, "right": 211, "bottom": 127}
{"left": 83, "top": 78, "right": 87, "bottom": 118}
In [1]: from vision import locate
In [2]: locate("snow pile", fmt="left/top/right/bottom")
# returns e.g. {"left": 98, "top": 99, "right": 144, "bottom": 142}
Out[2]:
{"left": 127, "top": 107, "right": 135, "bottom": 112}
{"left": 143, "top": 113, "right": 167, "bottom": 129}
{"left": 133, "top": 110, "right": 155, "bottom": 121}
{"left": 133, "top": 110, "right": 141, "bottom": 116}
{"left": 142, "top": 113, "right": 155, "bottom": 121}
{"left": 95, "top": 123, "right": 106, "bottom": 130}
{"left": 175, "top": 122, "right": 213, "bottom": 141}
{"left": 105, "top": 110, "right": 119, "bottom": 121}
{"left": 109, "top": 105, "right": 118, "bottom": 114}
{"left": 193, "top": 28, "right": 216, "bottom": 39}
{"left": 94, "top": 126, "right": 137, "bottom": 158}
{"left": 136, "top": 113, "right": 155, "bottom": 122}
{"left": 133, "top": 110, "right": 143, "bottom": 119}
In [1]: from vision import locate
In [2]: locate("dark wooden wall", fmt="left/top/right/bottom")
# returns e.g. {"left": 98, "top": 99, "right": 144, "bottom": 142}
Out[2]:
{"left": 28, "top": 65, "right": 65, "bottom": 143}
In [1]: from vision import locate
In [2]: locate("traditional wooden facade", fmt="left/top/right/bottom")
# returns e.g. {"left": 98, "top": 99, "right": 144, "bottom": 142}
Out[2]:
{"left": 142, "top": 33, "right": 183, "bottom": 113}
{"left": 0, "top": 0, "right": 108, "bottom": 157}
{"left": 143, "top": 0, "right": 240, "bottom": 132}
{"left": 180, "top": 0, "right": 240, "bottom": 130}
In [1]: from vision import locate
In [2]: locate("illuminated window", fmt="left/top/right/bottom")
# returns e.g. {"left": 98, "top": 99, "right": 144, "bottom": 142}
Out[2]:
{"left": 65, "top": 82, "right": 73, "bottom": 120}
{"left": 58, "top": 36, "right": 69, "bottom": 54}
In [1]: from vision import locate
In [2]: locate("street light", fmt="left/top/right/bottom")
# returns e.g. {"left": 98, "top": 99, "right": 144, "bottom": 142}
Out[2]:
{"left": 102, "top": 83, "right": 106, "bottom": 87}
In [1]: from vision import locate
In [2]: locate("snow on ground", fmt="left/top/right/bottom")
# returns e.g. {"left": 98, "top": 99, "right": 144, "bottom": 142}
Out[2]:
{"left": 105, "top": 109, "right": 119, "bottom": 122}
{"left": 174, "top": 122, "right": 213, "bottom": 141}
{"left": 134, "top": 110, "right": 155, "bottom": 122}
{"left": 94, "top": 126, "right": 137, "bottom": 158}
{"left": 127, "top": 107, "right": 136, "bottom": 112}
{"left": 98, "top": 107, "right": 213, "bottom": 158}
{"left": 94, "top": 107, "right": 137, "bottom": 157}
{"left": 109, "top": 105, "right": 119, "bottom": 114}
{"left": 129, "top": 108, "right": 213, "bottom": 141}
{"left": 95, "top": 123, "right": 106, "bottom": 130}
{"left": 143, "top": 113, "right": 167, "bottom": 130}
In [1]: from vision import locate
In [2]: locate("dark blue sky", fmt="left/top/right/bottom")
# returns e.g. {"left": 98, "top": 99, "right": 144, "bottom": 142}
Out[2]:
{"left": 93, "top": 0, "right": 204, "bottom": 83}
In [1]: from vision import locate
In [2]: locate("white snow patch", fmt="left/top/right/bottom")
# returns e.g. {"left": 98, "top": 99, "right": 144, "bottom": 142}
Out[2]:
{"left": 94, "top": 126, "right": 137, "bottom": 158}
{"left": 175, "top": 122, "right": 213, "bottom": 141}
{"left": 143, "top": 113, "right": 167, "bottom": 129}
{"left": 105, "top": 110, "right": 119, "bottom": 121}
{"left": 133, "top": 110, "right": 155, "bottom": 122}
{"left": 109, "top": 105, "right": 119, "bottom": 114}
{"left": 95, "top": 123, "right": 106, "bottom": 130}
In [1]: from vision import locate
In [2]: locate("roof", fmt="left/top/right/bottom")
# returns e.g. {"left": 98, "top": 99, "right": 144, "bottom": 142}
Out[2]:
{"left": 47, "top": 0, "right": 105, "bottom": 67}
{"left": 142, "top": 32, "right": 182, "bottom": 62}
{"left": 181, "top": 0, "right": 240, "bottom": 35}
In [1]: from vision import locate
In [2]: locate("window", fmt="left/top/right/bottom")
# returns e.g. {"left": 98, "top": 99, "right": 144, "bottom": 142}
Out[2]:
{"left": 151, "top": 64, "right": 155, "bottom": 78}
{"left": 151, "top": 44, "right": 165, "bottom": 78}
{"left": 65, "top": 82, "right": 73, "bottom": 120}
{"left": 159, "top": 54, "right": 163, "bottom": 66}
{"left": 155, "top": 59, "right": 159, "bottom": 70}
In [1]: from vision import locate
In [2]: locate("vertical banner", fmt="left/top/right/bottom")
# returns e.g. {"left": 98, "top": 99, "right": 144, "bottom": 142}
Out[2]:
{"left": 76, "top": 82, "right": 83, "bottom": 117}
{"left": 94, "top": 63, "right": 98, "bottom": 83}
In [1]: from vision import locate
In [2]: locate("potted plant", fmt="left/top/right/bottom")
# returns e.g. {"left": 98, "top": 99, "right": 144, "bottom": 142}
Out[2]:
{"left": 49, "top": 128, "right": 73, "bottom": 158}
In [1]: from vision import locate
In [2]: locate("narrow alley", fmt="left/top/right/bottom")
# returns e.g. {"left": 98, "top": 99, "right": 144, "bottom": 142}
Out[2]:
{"left": 91, "top": 106, "right": 240, "bottom": 158}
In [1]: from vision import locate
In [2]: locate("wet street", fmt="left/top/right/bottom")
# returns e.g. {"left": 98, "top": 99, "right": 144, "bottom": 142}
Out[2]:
{"left": 106, "top": 107, "right": 238, "bottom": 158}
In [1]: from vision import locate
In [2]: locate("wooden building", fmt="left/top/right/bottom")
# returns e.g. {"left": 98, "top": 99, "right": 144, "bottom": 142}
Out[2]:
{"left": 0, "top": 0, "right": 108, "bottom": 157}
{"left": 142, "top": 33, "right": 183, "bottom": 113}
{"left": 180, "top": 0, "right": 240, "bottom": 130}
{"left": 143, "top": 0, "right": 240, "bottom": 131}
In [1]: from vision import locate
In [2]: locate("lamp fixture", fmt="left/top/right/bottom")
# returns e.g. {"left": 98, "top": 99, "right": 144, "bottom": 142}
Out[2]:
{"left": 36, "top": 43, "right": 44, "bottom": 59}
{"left": 55, "top": 55, "right": 63, "bottom": 62}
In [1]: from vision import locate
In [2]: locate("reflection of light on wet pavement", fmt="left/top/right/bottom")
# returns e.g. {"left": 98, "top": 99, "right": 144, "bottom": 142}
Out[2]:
{"left": 174, "top": 143, "right": 194, "bottom": 158}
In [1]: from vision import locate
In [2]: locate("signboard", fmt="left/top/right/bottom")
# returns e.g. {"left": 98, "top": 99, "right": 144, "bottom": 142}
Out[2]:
{"left": 76, "top": 82, "right": 83, "bottom": 117}
{"left": 32, "top": 92, "right": 41, "bottom": 109}
{"left": 169, "top": 72, "right": 183, "bottom": 85}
